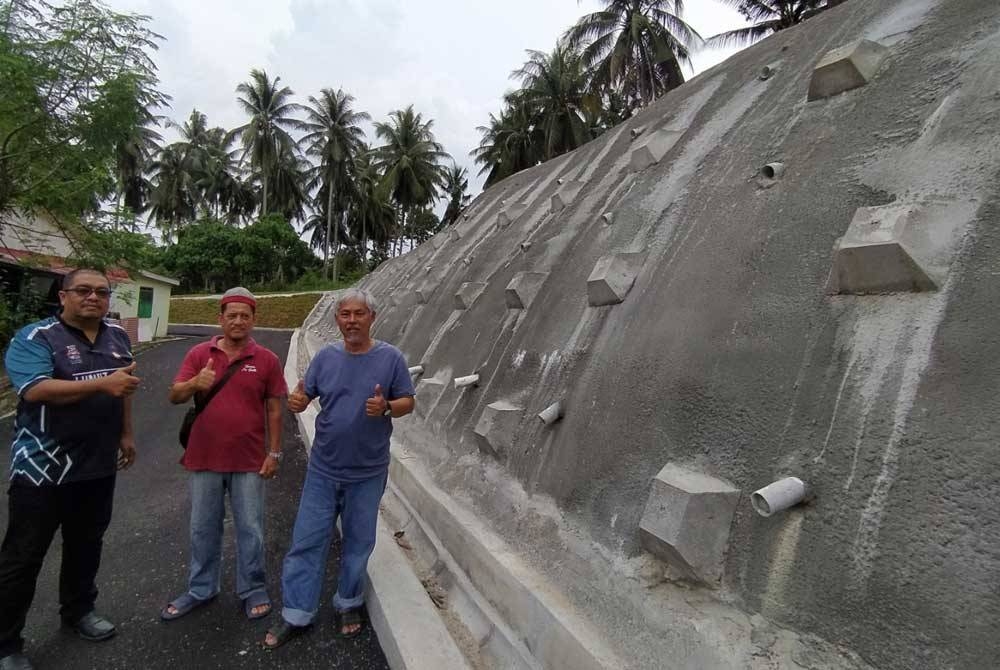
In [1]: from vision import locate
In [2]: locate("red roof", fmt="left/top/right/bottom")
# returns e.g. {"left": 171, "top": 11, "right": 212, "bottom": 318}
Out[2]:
{"left": 0, "top": 247, "right": 131, "bottom": 280}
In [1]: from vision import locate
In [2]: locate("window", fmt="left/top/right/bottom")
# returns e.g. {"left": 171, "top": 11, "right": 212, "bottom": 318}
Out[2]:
{"left": 138, "top": 286, "right": 154, "bottom": 318}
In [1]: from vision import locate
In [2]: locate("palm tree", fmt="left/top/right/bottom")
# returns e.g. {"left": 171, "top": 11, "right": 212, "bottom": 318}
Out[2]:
{"left": 265, "top": 143, "right": 309, "bottom": 223}
{"left": 230, "top": 69, "right": 303, "bottom": 216}
{"left": 114, "top": 112, "right": 162, "bottom": 229}
{"left": 301, "top": 88, "right": 370, "bottom": 280}
{"left": 472, "top": 90, "right": 544, "bottom": 187}
{"left": 148, "top": 144, "right": 197, "bottom": 243}
{"left": 350, "top": 148, "right": 395, "bottom": 264}
{"left": 707, "top": 0, "right": 830, "bottom": 47}
{"left": 440, "top": 163, "right": 470, "bottom": 228}
{"left": 374, "top": 105, "right": 449, "bottom": 255}
{"left": 196, "top": 127, "right": 243, "bottom": 220}
{"left": 565, "top": 0, "right": 700, "bottom": 112}
{"left": 510, "top": 43, "right": 592, "bottom": 161}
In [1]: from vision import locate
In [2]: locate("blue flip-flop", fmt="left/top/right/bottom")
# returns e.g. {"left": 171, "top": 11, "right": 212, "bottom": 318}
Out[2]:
{"left": 243, "top": 591, "right": 272, "bottom": 620}
{"left": 160, "top": 593, "right": 215, "bottom": 621}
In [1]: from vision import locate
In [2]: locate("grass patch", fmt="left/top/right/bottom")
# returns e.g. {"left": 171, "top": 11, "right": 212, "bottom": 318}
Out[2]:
{"left": 170, "top": 293, "right": 322, "bottom": 328}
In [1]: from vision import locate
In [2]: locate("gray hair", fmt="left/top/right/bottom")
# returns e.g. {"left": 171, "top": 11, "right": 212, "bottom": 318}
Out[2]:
{"left": 334, "top": 287, "right": 378, "bottom": 315}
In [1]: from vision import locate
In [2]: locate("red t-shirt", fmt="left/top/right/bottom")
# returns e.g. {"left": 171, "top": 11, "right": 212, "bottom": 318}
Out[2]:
{"left": 174, "top": 337, "right": 287, "bottom": 472}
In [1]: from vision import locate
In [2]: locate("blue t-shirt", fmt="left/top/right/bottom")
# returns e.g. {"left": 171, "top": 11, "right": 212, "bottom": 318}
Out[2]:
{"left": 304, "top": 340, "right": 415, "bottom": 482}
{"left": 4, "top": 316, "right": 133, "bottom": 485}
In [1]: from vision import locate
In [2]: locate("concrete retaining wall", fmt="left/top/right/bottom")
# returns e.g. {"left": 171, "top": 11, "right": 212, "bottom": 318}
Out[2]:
{"left": 301, "top": 1, "right": 1000, "bottom": 667}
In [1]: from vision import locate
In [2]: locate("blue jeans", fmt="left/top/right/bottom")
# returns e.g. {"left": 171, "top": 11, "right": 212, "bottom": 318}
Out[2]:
{"left": 187, "top": 471, "right": 266, "bottom": 601}
{"left": 280, "top": 468, "right": 387, "bottom": 626}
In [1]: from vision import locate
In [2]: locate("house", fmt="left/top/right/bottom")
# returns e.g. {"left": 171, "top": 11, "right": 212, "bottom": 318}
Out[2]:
{"left": 0, "top": 211, "right": 178, "bottom": 343}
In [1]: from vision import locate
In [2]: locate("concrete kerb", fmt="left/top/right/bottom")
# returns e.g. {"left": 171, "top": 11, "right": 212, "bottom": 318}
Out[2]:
{"left": 283, "top": 328, "right": 470, "bottom": 670}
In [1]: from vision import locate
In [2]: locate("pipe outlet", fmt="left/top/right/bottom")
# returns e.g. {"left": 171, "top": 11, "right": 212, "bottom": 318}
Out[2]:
{"left": 537, "top": 401, "right": 563, "bottom": 425}
{"left": 408, "top": 365, "right": 424, "bottom": 377}
{"left": 630, "top": 125, "right": 646, "bottom": 139}
{"left": 751, "top": 477, "right": 809, "bottom": 517}
{"left": 557, "top": 178, "right": 565, "bottom": 184}
{"left": 424, "top": 265, "right": 433, "bottom": 274}
{"left": 760, "top": 162, "right": 785, "bottom": 179}
{"left": 520, "top": 241, "right": 532, "bottom": 252}
{"left": 453, "top": 374, "right": 479, "bottom": 389}
{"left": 601, "top": 212, "right": 615, "bottom": 225}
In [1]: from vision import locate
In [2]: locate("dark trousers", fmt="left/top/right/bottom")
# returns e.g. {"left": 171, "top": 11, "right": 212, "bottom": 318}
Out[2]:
{"left": 0, "top": 475, "right": 116, "bottom": 657}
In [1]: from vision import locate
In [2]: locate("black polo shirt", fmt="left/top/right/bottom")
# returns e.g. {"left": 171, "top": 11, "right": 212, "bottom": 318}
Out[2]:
{"left": 5, "top": 316, "right": 134, "bottom": 486}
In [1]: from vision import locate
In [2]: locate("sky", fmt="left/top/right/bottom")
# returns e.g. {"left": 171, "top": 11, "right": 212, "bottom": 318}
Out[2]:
{"left": 106, "top": 0, "right": 749, "bottom": 203}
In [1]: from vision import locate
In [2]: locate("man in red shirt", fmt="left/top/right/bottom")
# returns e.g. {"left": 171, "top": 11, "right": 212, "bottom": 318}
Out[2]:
{"left": 161, "top": 287, "right": 286, "bottom": 621}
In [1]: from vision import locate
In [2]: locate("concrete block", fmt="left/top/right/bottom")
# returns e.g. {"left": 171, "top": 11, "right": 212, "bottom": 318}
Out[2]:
{"left": 629, "top": 129, "right": 683, "bottom": 171}
{"left": 415, "top": 378, "right": 447, "bottom": 418}
{"left": 808, "top": 39, "right": 888, "bottom": 100}
{"left": 504, "top": 272, "right": 549, "bottom": 309}
{"left": 551, "top": 181, "right": 585, "bottom": 213}
{"left": 497, "top": 203, "right": 528, "bottom": 229}
{"left": 587, "top": 252, "right": 645, "bottom": 306}
{"left": 415, "top": 284, "right": 435, "bottom": 304}
{"left": 454, "top": 282, "right": 487, "bottom": 310}
{"left": 473, "top": 401, "right": 523, "bottom": 460}
{"left": 826, "top": 203, "right": 941, "bottom": 294}
{"left": 639, "top": 463, "right": 740, "bottom": 583}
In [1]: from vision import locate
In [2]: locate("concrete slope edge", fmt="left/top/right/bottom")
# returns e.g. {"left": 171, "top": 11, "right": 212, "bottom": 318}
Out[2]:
{"left": 387, "top": 446, "right": 626, "bottom": 670}
{"left": 283, "top": 327, "right": 471, "bottom": 670}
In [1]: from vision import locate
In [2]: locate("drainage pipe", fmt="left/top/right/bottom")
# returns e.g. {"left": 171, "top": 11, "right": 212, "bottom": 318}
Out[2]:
{"left": 751, "top": 477, "right": 809, "bottom": 517}
{"left": 453, "top": 374, "right": 479, "bottom": 389}
{"left": 760, "top": 162, "right": 785, "bottom": 179}
{"left": 408, "top": 365, "right": 424, "bottom": 377}
{"left": 537, "top": 401, "right": 563, "bottom": 425}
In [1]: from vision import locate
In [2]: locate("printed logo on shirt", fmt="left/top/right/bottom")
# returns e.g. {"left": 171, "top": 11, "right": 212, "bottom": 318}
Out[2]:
{"left": 72, "top": 368, "right": 116, "bottom": 381}
{"left": 65, "top": 344, "right": 82, "bottom": 365}
{"left": 242, "top": 364, "right": 258, "bottom": 373}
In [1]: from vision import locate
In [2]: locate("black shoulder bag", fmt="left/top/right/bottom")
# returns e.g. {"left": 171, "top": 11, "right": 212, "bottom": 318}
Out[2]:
{"left": 178, "top": 360, "right": 243, "bottom": 449}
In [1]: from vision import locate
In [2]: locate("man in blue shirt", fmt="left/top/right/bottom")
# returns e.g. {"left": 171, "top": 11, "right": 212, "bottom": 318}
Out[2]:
{"left": 263, "top": 288, "right": 415, "bottom": 649}
{"left": 0, "top": 269, "right": 139, "bottom": 670}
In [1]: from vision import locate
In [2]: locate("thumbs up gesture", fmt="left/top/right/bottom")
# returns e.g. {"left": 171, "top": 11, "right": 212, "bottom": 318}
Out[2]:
{"left": 366, "top": 383, "right": 390, "bottom": 417}
{"left": 288, "top": 380, "right": 310, "bottom": 414}
{"left": 103, "top": 361, "right": 140, "bottom": 398}
{"left": 191, "top": 358, "right": 216, "bottom": 392}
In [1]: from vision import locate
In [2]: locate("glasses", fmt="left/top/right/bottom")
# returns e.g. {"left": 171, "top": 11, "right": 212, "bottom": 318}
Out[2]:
{"left": 65, "top": 286, "right": 112, "bottom": 299}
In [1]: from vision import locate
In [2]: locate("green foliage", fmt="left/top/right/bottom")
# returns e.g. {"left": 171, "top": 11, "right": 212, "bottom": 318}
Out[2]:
{"left": 69, "top": 228, "right": 161, "bottom": 274}
{"left": 0, "top": 0, "right": 166, "bottom": 227}
{"left": 159, "top": 216, "right": 319, "bottom": 293}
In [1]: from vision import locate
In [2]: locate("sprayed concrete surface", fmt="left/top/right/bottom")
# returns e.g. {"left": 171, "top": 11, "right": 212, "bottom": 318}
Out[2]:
{"left": 299, "top": 1, "right": 1000, "bottom": 668}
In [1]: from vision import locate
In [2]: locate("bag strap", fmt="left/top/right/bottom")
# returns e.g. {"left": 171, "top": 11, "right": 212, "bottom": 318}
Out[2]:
{"left": 193, "top": 359, "right": 244, "bottom": 414}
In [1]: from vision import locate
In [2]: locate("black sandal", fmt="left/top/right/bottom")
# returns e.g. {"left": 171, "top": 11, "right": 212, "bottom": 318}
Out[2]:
{"left": 262, "top": 620, "right": 311, "bottom": 650}
{"left": 336, "top": 608, "right": 366, "bottom": 639}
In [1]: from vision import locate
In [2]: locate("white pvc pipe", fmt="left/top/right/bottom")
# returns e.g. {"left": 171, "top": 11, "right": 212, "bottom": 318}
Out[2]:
{"left": 453, "top": 374, "right": 479, "bottom": 389}
{"left": 537, "top": 401, "right": 563, "bottom": 425}
{"left": 601, "top": 212, "right": 615, "bottom": 225}
{"left": 408, "top": 365, "right": 424, "bottom": 377}
{"left": 751, "top": 477, "right": 809, "bottom": 517}
{"left": 760, "top": 162, "right": 786, "bottom": 179}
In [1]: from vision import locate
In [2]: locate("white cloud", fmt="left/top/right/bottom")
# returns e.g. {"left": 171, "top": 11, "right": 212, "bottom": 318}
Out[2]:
{"left": 106, "top": 0, "right": 748, "bottom": 200}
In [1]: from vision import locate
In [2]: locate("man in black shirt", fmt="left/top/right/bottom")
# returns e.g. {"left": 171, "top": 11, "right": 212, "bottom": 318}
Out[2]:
{"left": 0, "top": 269, "right": 140, "bottom": 670}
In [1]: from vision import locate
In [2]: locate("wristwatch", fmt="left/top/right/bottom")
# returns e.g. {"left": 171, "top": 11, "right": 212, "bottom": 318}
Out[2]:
{"left": 268, "top": 451, "right": 283, "bottom": 461}
{"left": 382, "top": 399, "right": 392, "bottom": 417}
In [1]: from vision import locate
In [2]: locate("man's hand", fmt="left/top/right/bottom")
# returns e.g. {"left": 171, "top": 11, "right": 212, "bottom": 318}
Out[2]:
{"left": 191, "top": 358, "right": 216, "bottom": 392}
{"left": 118, "top": 434, "right": 136, "bottom": 470}
{"left": 287, "top": 380, "right": 310, "bottom": 413}
{"left": 259, "top": 453, "right": 279, "bottom": 479}
{"left": 365, "top": 384, "right": 389, "bottom": 417}
{"left": 103, "top": 362, "right": 140, "bottom": 398}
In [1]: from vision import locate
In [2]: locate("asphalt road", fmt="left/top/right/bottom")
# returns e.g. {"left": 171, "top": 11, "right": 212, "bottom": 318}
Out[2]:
{"left": 0, "top": 329, "right": 389, "bottom": 670}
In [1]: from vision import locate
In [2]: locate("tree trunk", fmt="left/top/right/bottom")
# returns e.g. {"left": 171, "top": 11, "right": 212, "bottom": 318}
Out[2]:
{"left": 324, "top": 184, "right": 333, "bottom": 280}
{"left": 262, "top": 173, "right": 268, "bottom": 217}
{"left": 332, "top": 206, "right": 341, "bottom": 284}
